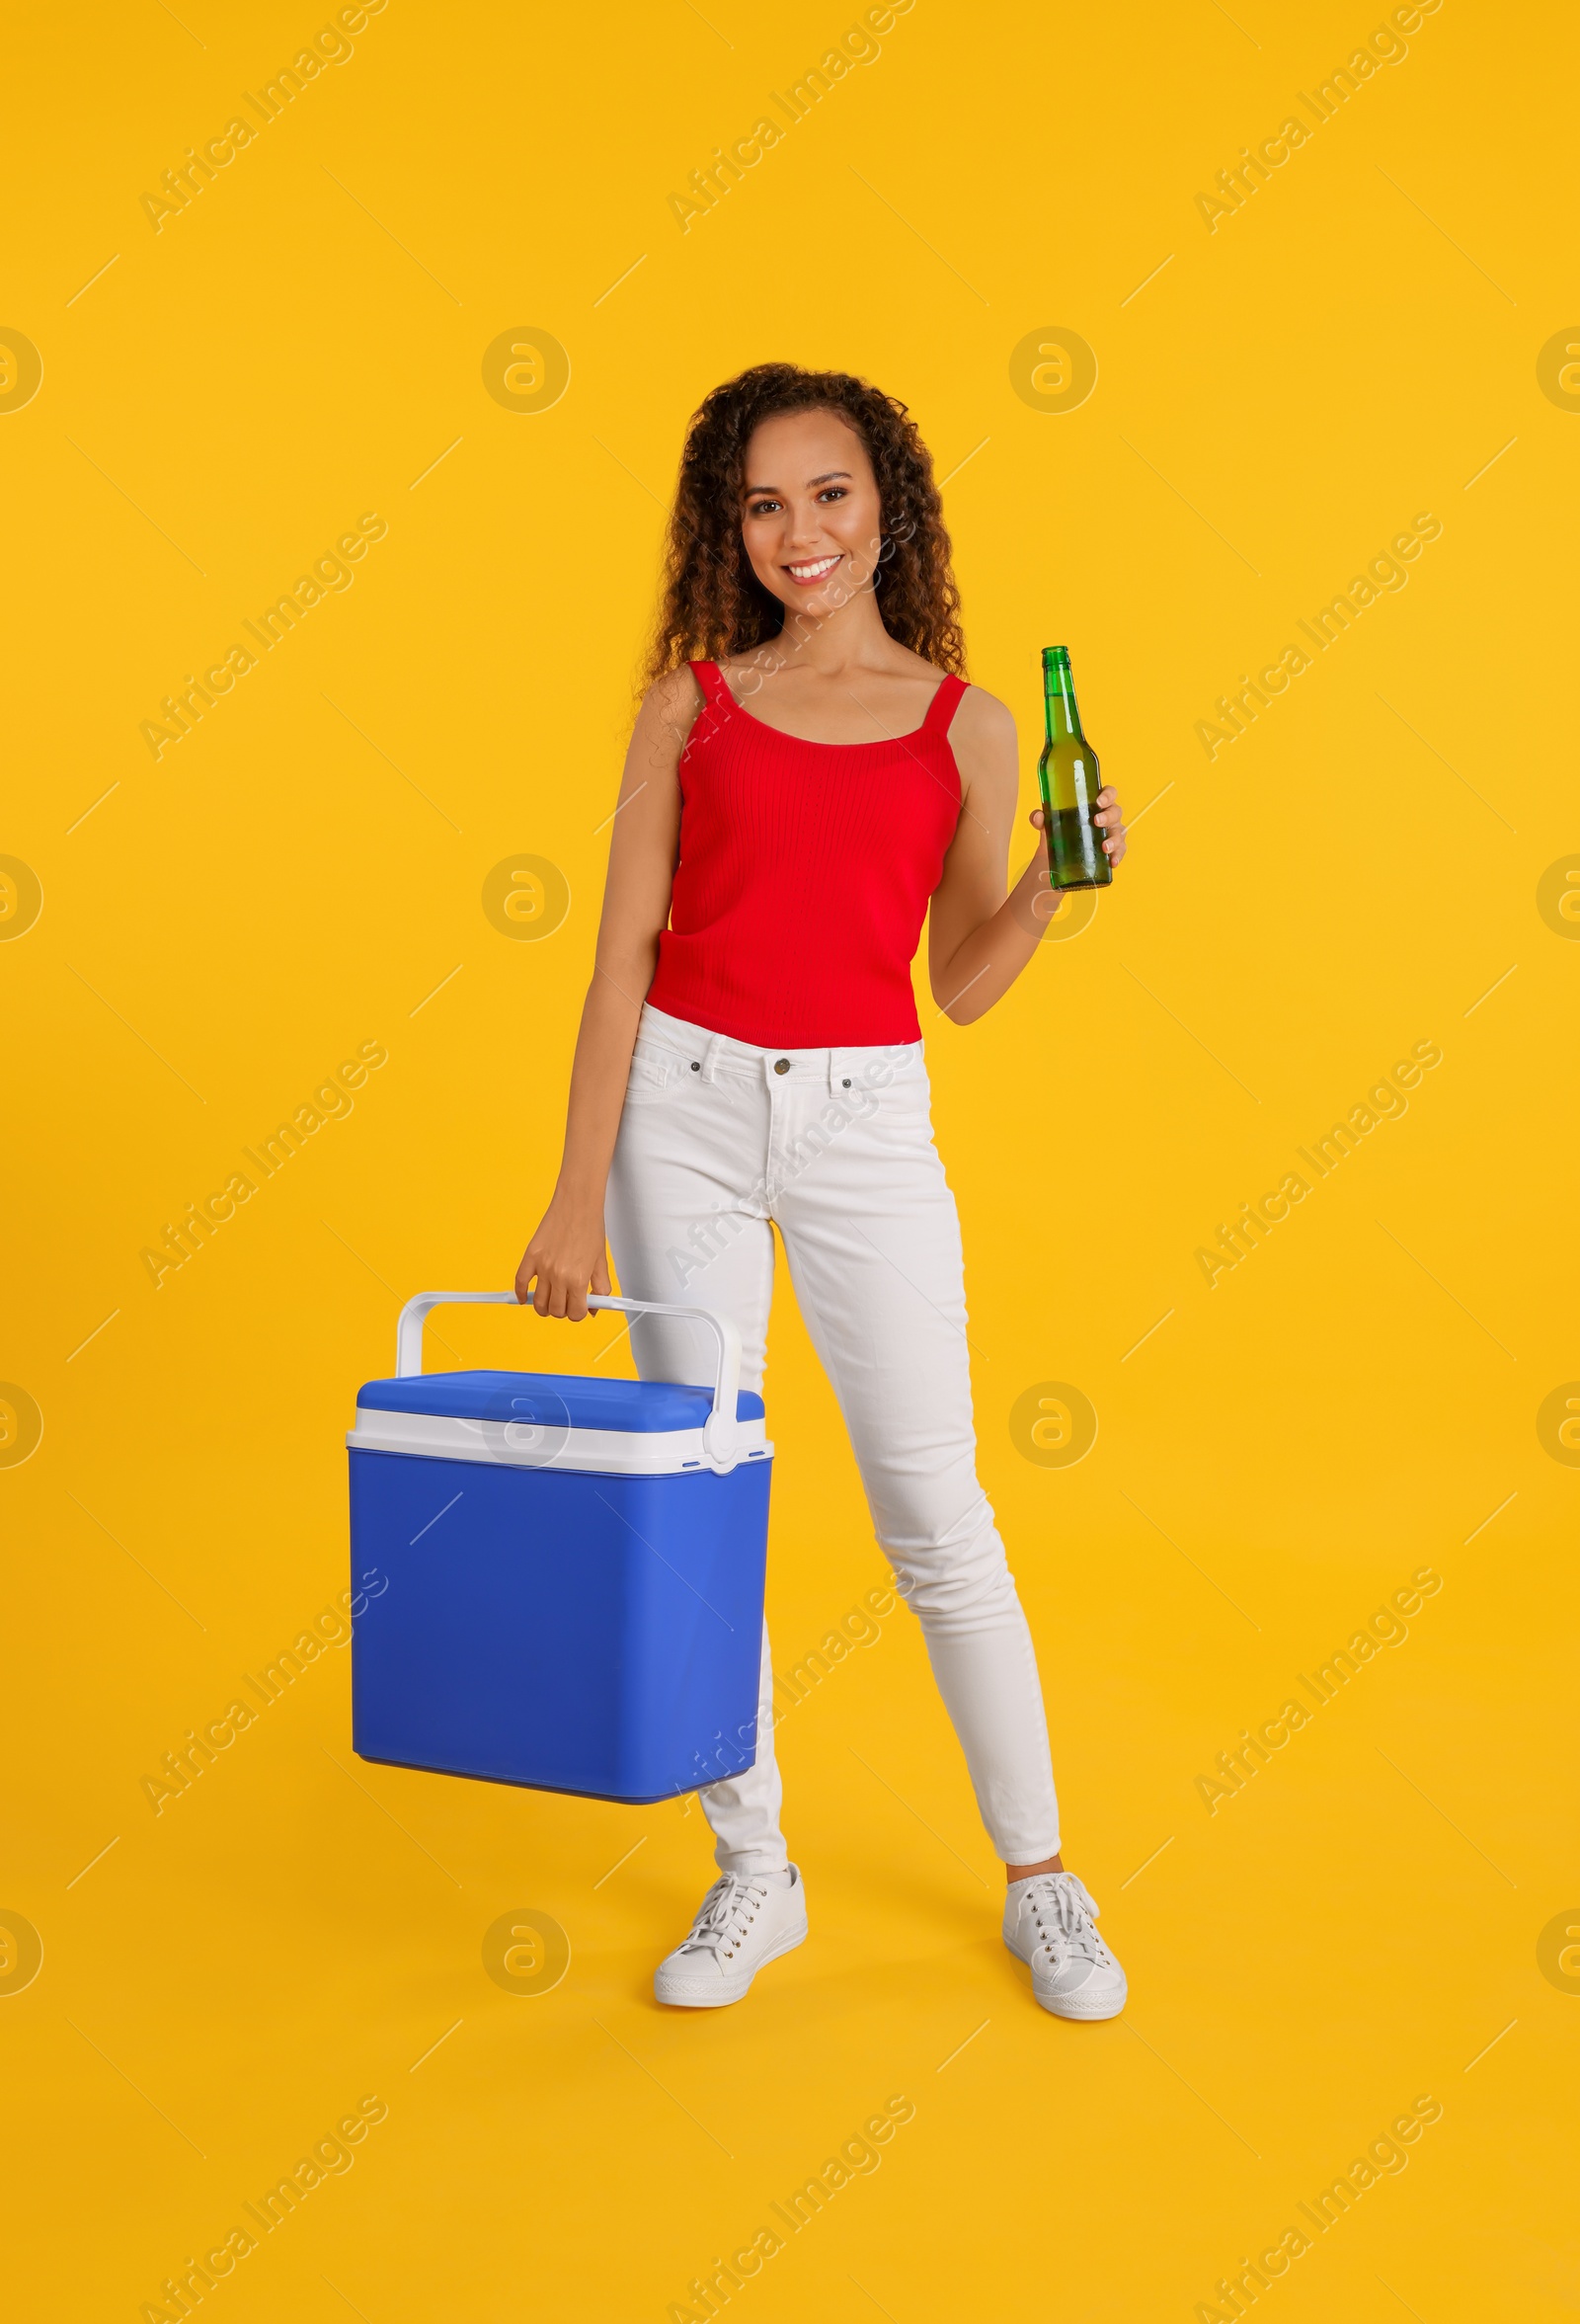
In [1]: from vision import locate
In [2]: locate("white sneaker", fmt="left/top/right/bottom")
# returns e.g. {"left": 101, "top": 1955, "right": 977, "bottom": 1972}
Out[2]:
{"left": 1003, "top": 1871, "right": 1127, "bottom": 2020}
{"left": 654, "top": 1867, "right": 808, "bottom": 2008}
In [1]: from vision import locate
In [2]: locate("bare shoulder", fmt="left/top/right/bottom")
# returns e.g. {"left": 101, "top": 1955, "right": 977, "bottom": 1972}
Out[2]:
{"left": 950, "top": 681, "right": 1018, "bottom": 773}
{"left": 640, "top": 663, "right": 704, "bottom": 723}
{"left": 633, "top": 663, "right": 706, "bottom": 753}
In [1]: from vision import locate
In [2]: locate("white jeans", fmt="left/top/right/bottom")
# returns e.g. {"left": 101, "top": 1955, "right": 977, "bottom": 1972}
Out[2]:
{"left": 605, "top": 1002, "right": 1062, "bottom": 1875}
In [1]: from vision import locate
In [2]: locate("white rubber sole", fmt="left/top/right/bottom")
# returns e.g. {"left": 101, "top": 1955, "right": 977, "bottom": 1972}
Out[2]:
{"left": 654, "top": 1918, "right": 808, "bottom": 2009}
{"left": 1004, "top": 1936, "right": 1128, "bottom": 2021}
{"left": 1028, "top": 1972, "right": 1128, "bottom": 2022}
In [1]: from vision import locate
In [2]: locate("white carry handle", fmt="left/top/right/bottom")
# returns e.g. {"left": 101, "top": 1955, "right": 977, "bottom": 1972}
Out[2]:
{"left": 393, "top": 1291, "right": 744, "bottom": 1467}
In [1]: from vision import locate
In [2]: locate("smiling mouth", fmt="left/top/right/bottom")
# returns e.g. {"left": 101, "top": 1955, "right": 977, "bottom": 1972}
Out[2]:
{"left": 784, "top": 553, "right": 841, "bottom": 585}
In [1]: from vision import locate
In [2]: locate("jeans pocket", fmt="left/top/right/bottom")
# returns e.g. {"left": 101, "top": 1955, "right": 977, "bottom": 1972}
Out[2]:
{"left": 870, "top": 1070, "right": 934, "bottom": 1130}
{"left": 622, "top": 1042, "right": 676, "bottom": 1106}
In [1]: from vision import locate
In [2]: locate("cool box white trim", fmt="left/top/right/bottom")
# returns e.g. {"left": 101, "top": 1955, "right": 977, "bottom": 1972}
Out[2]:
{"left": 348, "top": 1406, "right": 772, "bottom": 1479}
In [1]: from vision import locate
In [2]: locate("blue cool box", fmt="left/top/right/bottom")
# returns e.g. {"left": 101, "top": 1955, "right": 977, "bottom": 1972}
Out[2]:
{"left": 348, "top": 1292, "right": 772, "bottom": 1804}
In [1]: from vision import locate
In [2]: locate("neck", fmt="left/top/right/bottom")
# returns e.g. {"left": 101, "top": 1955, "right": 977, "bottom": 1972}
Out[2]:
{"left": 761, "top": 581, "right": 893, "bottom": 678}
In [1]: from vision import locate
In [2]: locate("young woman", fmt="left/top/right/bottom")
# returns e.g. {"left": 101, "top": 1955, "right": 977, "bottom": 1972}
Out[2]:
{"left": 516, "top": 362, "right": 1128, "bottom": 2018}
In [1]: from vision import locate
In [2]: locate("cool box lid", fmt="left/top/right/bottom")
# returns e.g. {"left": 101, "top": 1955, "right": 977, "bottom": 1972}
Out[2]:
{"left": 349, "top": 1368, "right": 770, "bottom": 1479}
{"left": 356, "top": 1369, "right": 764, "bottom": 1429}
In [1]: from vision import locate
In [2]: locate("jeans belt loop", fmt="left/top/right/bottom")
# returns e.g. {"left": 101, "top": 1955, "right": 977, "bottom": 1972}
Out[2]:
{"left": 702, "top": 1032, "right": 725, "bottom": 1084}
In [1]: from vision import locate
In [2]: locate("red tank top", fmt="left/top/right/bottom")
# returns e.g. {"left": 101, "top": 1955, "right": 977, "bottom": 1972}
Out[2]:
{"left": 646, "top": 660, "right": 967, "bottom": 1048}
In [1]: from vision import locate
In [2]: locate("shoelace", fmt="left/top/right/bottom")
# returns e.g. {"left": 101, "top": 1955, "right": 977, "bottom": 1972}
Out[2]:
{"left": 1019, "top": 1873, "right": 1104, "bottom": 1963}
{"left": 677, "top": 1875, "right": 769, "bottom": 1963}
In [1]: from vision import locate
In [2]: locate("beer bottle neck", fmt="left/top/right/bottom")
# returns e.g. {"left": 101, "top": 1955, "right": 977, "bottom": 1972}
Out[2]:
{"left": 1042, "top": 661, "right": 1082, "bottom": 743}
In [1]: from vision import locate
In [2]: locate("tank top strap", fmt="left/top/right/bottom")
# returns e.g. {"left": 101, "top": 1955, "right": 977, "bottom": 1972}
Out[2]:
{"left": 688, "top": 659, "right": 736, "bottom": 713}
{"left": 921, "top": 672, "right": 968, "bottom": 735}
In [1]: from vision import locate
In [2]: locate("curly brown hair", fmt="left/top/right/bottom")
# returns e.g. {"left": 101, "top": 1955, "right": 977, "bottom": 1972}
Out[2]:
{"left": 643, "top": 362, "right": 966, "bottom": 685}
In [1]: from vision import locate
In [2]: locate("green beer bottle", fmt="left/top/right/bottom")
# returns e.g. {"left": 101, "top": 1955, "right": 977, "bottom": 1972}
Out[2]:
{"left": 1037, "top": 646, "right": 1110, "bottom": 891}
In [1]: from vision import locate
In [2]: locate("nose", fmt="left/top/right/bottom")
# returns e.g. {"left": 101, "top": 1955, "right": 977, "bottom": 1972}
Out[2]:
{"left": 785, "top": 503, "right": 825, "bottom": 549}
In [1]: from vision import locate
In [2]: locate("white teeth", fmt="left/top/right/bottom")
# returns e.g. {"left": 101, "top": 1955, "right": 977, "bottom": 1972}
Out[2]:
{"left": 787, "top": 555, "right": 838, "bottom": 578}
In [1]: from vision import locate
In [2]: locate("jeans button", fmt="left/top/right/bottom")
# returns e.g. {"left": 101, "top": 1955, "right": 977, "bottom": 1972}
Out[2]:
{"left": 773, "top": 1058, "right": 790, "bottom": 1075}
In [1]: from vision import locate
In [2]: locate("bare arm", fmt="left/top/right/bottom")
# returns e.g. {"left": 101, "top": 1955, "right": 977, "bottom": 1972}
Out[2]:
{"left": 926, "top": 686, "right": 1126, "bottom": 1026}
{"left": 514, "top": 669, "right": 698, "bottom": 1317}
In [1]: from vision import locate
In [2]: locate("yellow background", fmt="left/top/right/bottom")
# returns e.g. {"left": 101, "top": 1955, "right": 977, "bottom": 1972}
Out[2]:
{"left": 5, "top": 0, "right": 1577, "bottom": 2315}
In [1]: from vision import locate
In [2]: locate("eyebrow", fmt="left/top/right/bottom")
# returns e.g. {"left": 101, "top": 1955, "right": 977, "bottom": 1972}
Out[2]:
{"left": 743, "top": 469, "right": 853, "bottom": 496}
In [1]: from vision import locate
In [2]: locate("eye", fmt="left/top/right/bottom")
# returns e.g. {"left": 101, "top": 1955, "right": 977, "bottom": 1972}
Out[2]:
{"left": 818, "top": 486, "right": 849, "bottom": 503}
{"left": 746, "top": 497, "right": 780, "bottom": 518}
